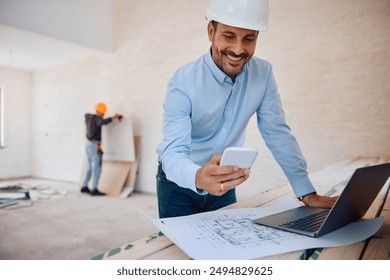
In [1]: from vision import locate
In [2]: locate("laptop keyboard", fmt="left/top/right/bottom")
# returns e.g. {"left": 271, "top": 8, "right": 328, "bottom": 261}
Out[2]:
{"left": 280, "top": 209, "right": 330, "bottom": 232}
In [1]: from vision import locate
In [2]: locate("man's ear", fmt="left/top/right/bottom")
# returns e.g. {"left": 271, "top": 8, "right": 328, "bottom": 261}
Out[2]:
{"left": 207, "top": 21, "right": 215, "bottom": 42}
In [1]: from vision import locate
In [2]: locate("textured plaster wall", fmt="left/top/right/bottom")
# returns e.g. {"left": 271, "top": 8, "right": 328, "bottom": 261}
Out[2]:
{"left": 31, "top": 0, "right": 390, "bottom": 200}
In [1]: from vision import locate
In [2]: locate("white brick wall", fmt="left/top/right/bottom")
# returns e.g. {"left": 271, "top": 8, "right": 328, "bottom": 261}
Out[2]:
{"left": 28, "top": 0, "right": 389, "bottom": 199}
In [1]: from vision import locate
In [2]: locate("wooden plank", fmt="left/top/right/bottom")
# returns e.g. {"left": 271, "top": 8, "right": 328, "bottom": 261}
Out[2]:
{"left": 257, "top": 251, "right": 304, "bottom": 260}
{"left": 362, "top": 209, "right": 390, "bottom": 260}
{"left": 97, "top": 161, "right": 131, "bottom": 196}
{"left": 143, "top": 244, "right": 190, "bottom": 260}
{"left": 120, "top": 136, "right": 141, "bottom": 198}
{"left": 120, "top": 162, "right": 138, "bottom": 198}
{"left": 309, "top": 244, "right": 366, "bottom": 260}
{"left": 383, "top": 188, "right": 390, "bottom": 211}
{"left": 362, "top": 183, "right": 390, "bottom": 260}
{"left": 94, "top": 233, "right": 175, "bottom": 260}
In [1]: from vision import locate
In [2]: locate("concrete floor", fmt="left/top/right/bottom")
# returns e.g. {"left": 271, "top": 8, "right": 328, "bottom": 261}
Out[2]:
{"left": 0, "top": 178, "right": 159, "bottom": 260}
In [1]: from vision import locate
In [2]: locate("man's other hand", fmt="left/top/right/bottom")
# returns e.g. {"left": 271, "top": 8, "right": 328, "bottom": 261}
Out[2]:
{"left": 302, "top": 193, "right": 338, "bottom": 209}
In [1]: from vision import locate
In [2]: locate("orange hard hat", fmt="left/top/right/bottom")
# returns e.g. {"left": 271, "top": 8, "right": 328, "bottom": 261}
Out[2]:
{"left": 96, "top": 102, "right": 107, "bottom": 113}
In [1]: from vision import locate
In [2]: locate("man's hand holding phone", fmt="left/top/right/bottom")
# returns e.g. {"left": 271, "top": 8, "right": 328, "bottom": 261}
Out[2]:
{"left": 195, "top": 147, "right": 257, "bottom": 196}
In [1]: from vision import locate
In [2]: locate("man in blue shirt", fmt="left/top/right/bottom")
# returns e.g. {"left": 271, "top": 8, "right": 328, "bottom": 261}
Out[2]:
{"left": 156, "top": 0, "right": 337, "bottom": 218}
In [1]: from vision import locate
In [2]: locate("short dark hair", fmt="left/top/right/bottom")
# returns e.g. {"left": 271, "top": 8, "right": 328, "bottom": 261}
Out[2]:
{"left": 211, "top": 20, "right": 218, "bottom": 30}
{"left": 210, "top": 20, "right": 259, "bottom": 35}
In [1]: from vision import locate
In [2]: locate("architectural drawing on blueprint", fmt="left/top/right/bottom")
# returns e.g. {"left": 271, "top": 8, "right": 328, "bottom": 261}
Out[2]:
{"left": 189, "top": 213, "right": 303, "bottom": 249}
{"left": 186, "top": 176, "right": 356, "bottom": 250}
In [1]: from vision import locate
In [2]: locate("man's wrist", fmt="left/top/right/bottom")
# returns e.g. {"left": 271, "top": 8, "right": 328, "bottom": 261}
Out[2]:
{"left": 297, "top": 191, "right": 317, "bottom": 202}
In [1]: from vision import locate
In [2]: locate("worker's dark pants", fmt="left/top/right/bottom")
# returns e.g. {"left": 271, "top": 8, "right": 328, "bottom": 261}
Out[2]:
{"left": 156, "top": 162, "right": 236, "bottom": 218}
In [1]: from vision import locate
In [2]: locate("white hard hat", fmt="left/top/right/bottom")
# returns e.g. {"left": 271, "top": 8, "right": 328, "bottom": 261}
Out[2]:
{"left": 205, "top": 0, "right": 269, "bottom": 31}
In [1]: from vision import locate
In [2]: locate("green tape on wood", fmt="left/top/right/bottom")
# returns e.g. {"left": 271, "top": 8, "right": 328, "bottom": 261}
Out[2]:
{"left": 124, "top": 244, "right": 134, "bottom": 250}
{"left": 91, "top": 253, "right": 105, "bottom": 260}
{"left": 107, "top": 247, "right": 121, "bottom": 257}
{"left": 145, "top": 231, "right": 165, "bottom": 243}
{"left": 311, "top": 252, "right": 319, "bottom": 260}
{"left": 299, "top": 248, "right": 317, "bottom": 260}
{"left": 308, "top": 248, "right": 323, "bottom": 260}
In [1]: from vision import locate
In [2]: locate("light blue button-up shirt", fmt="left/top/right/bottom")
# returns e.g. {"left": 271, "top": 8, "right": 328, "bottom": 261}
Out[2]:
{"left": 156, "top": 50, "right": 316, "bottom": 198}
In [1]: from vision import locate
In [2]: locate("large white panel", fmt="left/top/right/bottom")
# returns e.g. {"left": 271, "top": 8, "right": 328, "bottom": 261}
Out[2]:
{"left": 102, "top": 117, "right": 135, "bottom": 162}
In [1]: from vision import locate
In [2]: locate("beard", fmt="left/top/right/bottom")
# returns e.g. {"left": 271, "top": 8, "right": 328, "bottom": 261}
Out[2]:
{"left": 212, "top": 49, "right": 253, "bottom": 80}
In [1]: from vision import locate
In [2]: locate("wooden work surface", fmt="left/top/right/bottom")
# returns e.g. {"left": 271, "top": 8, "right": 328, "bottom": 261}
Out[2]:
{"left": 92, "top": 156, "right": 390, "bottom": 260}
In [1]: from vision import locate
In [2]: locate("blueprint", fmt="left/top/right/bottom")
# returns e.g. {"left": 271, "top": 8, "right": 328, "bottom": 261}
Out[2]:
{"left": 188, "top": 209, "right": 303, "bottom": 250}
{"left": 142, "top": 198, "right": 383, "bottom": 260}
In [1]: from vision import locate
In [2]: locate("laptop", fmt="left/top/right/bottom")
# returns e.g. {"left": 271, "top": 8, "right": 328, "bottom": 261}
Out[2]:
{"left": 252, "top": 162, "right": 390, "bottom": 237}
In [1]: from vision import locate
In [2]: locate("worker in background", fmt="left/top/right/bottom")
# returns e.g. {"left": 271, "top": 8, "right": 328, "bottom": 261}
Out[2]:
{"left": 156, "top": 0, "right": 338, "bottom": 218}
{"left": 81, "top": 102, "right": 122, "bottom": 196}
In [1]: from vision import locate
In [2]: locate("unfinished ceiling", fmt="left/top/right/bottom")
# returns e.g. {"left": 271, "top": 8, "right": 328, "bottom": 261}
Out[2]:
{"left": 0, "top": 0, "right": 113, "bottom": 71}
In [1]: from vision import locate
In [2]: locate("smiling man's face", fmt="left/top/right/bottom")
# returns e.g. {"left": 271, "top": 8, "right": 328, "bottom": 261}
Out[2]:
{"left": 208, "top": 21, "right": 258, "bottom": 81}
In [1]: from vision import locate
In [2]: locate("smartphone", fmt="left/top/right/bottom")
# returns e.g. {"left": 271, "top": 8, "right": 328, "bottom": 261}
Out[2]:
{"left": 220, "top": 147, "right": 258, "bottom": 169}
